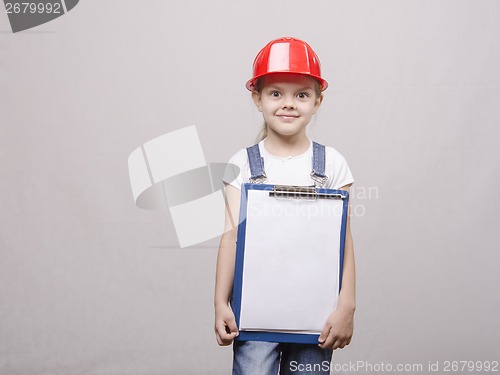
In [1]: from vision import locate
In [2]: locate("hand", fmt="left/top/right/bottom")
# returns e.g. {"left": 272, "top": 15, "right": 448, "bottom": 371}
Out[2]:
{"left": 214, "top": 303, "right": 239, "bottom": 346}
{"left": 318, "top": 305, "right": 354, "bottom": 350}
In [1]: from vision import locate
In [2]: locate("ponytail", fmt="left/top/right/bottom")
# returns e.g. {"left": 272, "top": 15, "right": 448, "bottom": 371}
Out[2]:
{"left": 253, "top": 78, "right": 268, "bottom": 143}
{"left": 254, "top": 123, "right": 268, "bottom": 143}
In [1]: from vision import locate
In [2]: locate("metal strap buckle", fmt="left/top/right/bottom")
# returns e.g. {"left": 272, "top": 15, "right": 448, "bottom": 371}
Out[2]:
{"left": 310, "top": 172, "right": 328, "bottom": 188}
{"left": 249, "top": 172, "right": 267, "bottom": 184}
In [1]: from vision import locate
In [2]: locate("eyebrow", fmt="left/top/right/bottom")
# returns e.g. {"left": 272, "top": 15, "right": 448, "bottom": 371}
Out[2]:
{"left": 266, "top": 84, "right": 314, "bottom": 91}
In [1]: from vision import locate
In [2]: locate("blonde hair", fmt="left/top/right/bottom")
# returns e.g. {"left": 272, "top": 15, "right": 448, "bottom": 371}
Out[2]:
{"left": 253, "top": 75, "right": 323, "bottom": 144}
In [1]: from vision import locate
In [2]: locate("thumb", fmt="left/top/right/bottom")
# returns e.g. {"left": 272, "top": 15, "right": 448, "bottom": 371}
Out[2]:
{"left": 227, "top": 316, "right": 239, "bottom": 336}
{"left": 318, "top": 325, "right": 331, "bottom": 343}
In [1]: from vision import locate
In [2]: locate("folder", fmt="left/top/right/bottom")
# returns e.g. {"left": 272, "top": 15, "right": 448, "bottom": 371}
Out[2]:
{"left": 232, "top": 183, "right": 349, "bottom": 344}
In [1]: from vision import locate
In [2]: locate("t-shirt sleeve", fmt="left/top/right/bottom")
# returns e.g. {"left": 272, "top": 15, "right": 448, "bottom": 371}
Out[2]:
{"left": 326, "top": 147, "right": 355, "bottom": 189}
{"left": 222, "top": 149, "right": 248, "bottom": 190}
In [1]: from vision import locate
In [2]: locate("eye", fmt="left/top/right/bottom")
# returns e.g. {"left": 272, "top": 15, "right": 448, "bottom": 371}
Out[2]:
{"left": 270, "top": 90, "right": 281, "bottom": 97}
{"left": 297, "top": 92, "right": 310, "bottom": 99}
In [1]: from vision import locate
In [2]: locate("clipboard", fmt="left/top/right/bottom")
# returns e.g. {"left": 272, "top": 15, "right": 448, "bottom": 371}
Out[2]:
{"left": 232, "top": 183, "right": 349, "bottom": 344}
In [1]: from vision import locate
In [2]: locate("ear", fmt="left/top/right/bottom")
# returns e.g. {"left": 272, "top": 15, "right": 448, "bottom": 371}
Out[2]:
{"left": 313, "top": 93, "right": 324, "bottom": 113}
{"left": 252, "top": 90, "right": 262, "bottom": 112}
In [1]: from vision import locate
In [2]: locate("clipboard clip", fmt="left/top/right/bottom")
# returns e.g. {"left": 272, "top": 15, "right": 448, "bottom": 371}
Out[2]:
{"left": 269, "top": 185, "right": 345, "bottom": 200}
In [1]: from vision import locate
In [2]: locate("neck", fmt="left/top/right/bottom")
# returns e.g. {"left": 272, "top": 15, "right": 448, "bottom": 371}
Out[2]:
{"left": 263, "top": 130, "right": 311, "bottom": 157}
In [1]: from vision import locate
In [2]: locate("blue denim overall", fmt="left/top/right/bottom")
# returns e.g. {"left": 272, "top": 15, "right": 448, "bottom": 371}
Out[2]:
{"left": 246, "top": 141, "right": 328, "bottom": 187}
{"left": 232, "top": 141, "right": 333, "bottom": 375}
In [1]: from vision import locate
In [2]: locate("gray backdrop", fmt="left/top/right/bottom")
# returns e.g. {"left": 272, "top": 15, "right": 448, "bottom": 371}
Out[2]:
{"left": 1, "top": 1, "right": 499, "bottom": 374}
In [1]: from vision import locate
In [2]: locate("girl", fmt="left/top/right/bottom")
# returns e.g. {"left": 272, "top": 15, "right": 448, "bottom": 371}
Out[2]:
{"left": 214, "top": 37, "right": 356, "bottom": 375}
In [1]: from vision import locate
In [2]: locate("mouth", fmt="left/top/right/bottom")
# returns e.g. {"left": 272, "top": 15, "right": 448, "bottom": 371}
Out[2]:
{"left": 276, "top": 114, "right": 299, "bottom": 121}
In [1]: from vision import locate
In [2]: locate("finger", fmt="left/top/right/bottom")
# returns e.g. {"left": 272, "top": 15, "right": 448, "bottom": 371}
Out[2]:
{"left": 332, "top": 338, "right": 342, "bottom": 350}
{"left": 215, "top": 322, "right": 232, "bottom": 340}
{"left": 322, "top": 329, "right": 338, "bottom": 349}
{"left": 215, "top": 329, "right": 227, "bottom": 346}
{"left": 217, "top": 320, "right": 239, "bottom": 344}
{"left": 215, "top": 332, "right": 223, "bottom": 346}
{"left": 318, "top": 325, "right": 331, "bottom": 345}
{"left": 215, "top": 329, "right": 232, "bottom": 346}
{"left": 226, "top": 317, "right": 239, "bottom": 336}
{"left": 338, "top": 341, "right": 347, "bottom": 349}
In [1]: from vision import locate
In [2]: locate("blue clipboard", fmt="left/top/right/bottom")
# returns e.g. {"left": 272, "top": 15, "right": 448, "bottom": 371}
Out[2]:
{"left": 232, "top": 183, "right": 349, "bottom": 344}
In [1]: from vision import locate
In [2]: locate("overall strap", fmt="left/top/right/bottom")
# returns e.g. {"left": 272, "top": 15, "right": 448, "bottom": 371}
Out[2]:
{"left": 246, "top": 144, "right": 267, "bottom": 184}
{"left": 311, "top": 141, "right": 328, "bottom": 188}
{"left": 246, "top": 141, "right": 328, "bottom": 186}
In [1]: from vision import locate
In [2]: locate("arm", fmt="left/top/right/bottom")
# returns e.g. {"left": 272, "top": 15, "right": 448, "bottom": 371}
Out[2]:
{"left": 214, "top": 184, "right": 241, "bottom": 346}
{"left": 318, "top": 184, "right": 356, "bottom": 350}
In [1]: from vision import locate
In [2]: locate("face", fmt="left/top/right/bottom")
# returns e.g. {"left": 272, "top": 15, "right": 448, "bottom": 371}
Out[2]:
{"left": 252, "top": 73, "right": 323, "bottom": 139}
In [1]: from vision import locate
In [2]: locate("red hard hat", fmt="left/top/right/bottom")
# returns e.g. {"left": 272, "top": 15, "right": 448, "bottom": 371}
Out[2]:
{"left": 246, "top": 37, "right": 328, "bottom": 92}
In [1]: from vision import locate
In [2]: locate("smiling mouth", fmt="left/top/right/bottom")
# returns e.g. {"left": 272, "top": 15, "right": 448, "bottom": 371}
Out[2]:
{"left": 277, "top": 115, "right": 299, "bottom": 120}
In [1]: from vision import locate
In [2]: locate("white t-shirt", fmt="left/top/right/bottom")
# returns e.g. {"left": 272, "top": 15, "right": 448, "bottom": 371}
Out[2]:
{"left": 222, "top": 138, "right": 354, "bottom": 190}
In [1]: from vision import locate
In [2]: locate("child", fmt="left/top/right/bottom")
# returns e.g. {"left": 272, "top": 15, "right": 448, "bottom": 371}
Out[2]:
{"left": 214, "top": 37, "right": 356, "bottom": 375}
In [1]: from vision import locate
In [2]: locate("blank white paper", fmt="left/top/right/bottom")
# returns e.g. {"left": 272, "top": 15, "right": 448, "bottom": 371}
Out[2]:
{"left": 238, "top": 189, "right": 344, "bottom": 334}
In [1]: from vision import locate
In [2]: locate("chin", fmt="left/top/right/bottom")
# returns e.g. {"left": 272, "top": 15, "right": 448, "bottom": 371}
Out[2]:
{"left": 271, "top": 125, "right": 306, "bottom": 135}
{"left": 275, "top": 131, "right": 304, "bottom": 138}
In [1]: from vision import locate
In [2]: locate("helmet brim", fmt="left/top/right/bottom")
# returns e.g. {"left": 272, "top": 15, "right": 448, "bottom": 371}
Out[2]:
{"left": 245, "top": 72, "right": 328, "bottom": 92}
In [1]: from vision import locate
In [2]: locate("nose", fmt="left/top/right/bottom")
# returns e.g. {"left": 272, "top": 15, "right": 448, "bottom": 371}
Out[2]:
{"left": 281, "top": 95, "right": 296, "bottom": 110}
